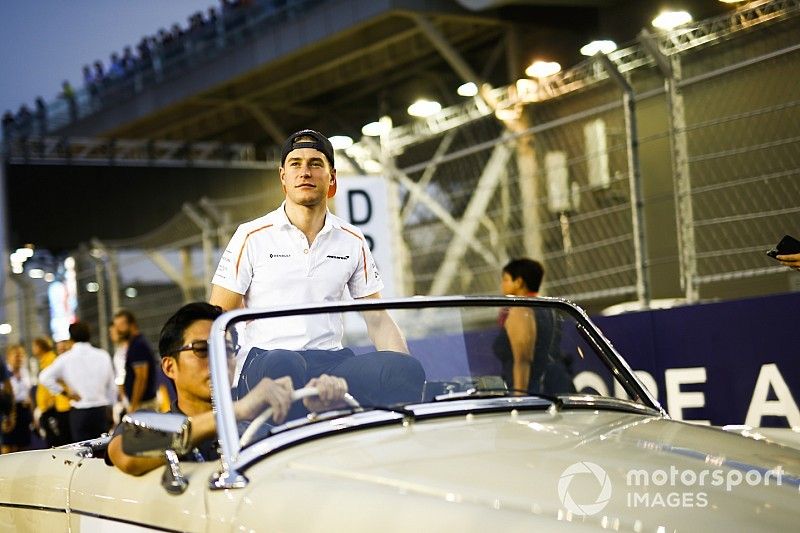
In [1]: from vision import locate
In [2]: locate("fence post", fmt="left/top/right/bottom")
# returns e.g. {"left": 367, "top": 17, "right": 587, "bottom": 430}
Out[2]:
{"left": 597, "top": 53, "right": 651, "bottom": 307}
{"left": 183, "top": 203, "right": 214, "bottom": 300}
{"left": 92, "top": 253, "right": 109, "bottom": 353}
{"left": 640, "top": 30, "right": 698, "bottom": 303}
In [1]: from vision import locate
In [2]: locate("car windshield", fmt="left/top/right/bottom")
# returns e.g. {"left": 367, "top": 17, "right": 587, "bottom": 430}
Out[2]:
{"left": 212, "top": 297, "right": 655, "bottom": 450}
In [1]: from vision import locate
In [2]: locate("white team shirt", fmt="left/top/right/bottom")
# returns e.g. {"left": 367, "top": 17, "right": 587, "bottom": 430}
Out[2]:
{"left": 39, "top": 342, "right": 117, "bottom": 409}
{"left": 212, "top": 202, "right": 383, "bottom": 351}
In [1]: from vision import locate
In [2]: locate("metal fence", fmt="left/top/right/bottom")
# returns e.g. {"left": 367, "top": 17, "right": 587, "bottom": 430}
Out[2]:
{"left": 3, "top": 0, "right": 800, "bottom": 349}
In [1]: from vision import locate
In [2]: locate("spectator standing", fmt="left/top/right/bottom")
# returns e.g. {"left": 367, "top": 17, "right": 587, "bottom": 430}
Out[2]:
{"left": 113, "top": 310, "right": 158, "bottom": 412}
{"left": 493, "top": 258, "right": 574, "bottom": 395}
{"left": 34, "top": 97, "right": 47, "bottom": 137}
{"left": 39, "top": 321, "right": 116, "bottom": 441}
{"left": 2, "top": 111, "right": 15, "bottom": 149}
{"left": 1, "top": 344, "right": 33, "bottom": 453}
{"left": 60, "top": 81, "right": 77, "bottom": 122}
{"left": 109, "top": 322, "right": 128, "bottom": 422}
{"left": 31, "top": 337, "right": 72, "bottom": 447}
{"left": 15, "top": 105, "right": 32, "bottom": 140}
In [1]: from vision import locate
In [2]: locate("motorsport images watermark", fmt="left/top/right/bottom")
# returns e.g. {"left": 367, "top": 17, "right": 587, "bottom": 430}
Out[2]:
{"left": 558, "top": 461, "right": 789, "bottom": 516}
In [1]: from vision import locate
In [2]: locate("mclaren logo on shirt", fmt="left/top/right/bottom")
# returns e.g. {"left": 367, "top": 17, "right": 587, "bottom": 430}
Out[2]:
{"left": 269, "top": 253, "right": 291, "bottom": 258}
{"left": 327, "top": 255, "right": 350, "bottom": 260}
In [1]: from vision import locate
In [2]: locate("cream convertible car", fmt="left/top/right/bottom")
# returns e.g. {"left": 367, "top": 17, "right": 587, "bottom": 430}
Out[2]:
{"left": 1, "top": 297, "right": 799, "bottom": 532}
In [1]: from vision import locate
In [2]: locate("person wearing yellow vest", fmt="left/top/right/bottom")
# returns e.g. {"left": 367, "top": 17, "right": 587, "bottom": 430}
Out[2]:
{"left": 32, "top": 337, "right": 73, "bottom": 447}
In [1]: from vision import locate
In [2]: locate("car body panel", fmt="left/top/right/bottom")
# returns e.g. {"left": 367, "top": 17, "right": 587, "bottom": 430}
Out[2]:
{"left": 0, "top": 447, "right": 76, "bottom": 530}
{"left": 67, "top": 454, "right": 213, "bottom": 532}
{"left": 232, "top": 409, "right": 800, "bottom": 531}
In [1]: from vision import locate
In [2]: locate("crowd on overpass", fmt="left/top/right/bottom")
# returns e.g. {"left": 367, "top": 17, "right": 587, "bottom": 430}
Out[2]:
{"left": 1, "top": 0, "right": 321, "bottom": 145}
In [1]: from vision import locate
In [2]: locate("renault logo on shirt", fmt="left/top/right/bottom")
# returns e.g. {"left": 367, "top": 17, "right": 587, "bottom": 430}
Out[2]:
{"left": 269, "top": 253, "right": 291, "bottom": 258}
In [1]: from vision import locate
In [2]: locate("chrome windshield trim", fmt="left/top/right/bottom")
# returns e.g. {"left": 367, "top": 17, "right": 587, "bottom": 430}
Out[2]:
{"left": 557, "top": 394, "right": 663, "bottom": 416}
{"left": 234, "top": 410, "right": 406, "bottom": 471}
{"left": 405, "top": 397, "right": 554, "bottom": 416}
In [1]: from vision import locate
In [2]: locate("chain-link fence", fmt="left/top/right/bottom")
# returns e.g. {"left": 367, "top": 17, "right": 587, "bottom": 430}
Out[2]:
{"left": 4, "top": 0, "right": 799, "bottom": 348}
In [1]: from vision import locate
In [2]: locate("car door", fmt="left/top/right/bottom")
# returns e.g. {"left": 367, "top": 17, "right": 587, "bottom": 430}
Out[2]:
{"left": 0, "top": 448, "right": 76, "bottom": 531}
{"left": 68, "top": 453, "right": 217, "bottom": 532}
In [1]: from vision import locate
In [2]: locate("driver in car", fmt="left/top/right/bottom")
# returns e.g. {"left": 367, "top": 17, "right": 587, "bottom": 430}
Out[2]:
{"left": 107, "top": 302, "right": 348, "bottom": 476}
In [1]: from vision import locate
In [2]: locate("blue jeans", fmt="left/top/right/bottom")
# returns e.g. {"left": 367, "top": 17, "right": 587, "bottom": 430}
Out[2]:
{"left": 234, "top": 347, "right": 425, "bottom": 418}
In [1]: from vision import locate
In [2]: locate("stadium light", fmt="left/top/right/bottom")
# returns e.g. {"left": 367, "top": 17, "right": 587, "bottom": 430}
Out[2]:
{"left": 16, "top": 247, "right": 34, "bottom": 259}
{"left": 28, "top": 269, "right": 44, "bottom": 279}
{"left": 580, "top": 40, "right": 617, "bottom": 57}
{"left": 329, "top": 135, "right": 353, "bottom": 150}
{"left": 125, "top": 287, "right": 138, "bottom": 298}
{"left": 525, "top": 60, "right": 561, "bottom": 78}
{"left": 407, "top": 99, "right": 442, "bottom": 118}
{"left": 86, "top": 282, "right": 100, "bottom": 293}
{"left": 44, "top": 273, "right": 55, "bottom": 283}
{"left": 652, "top": 10, "right": 692, "bottom": 30}
{"left": 0, "top": 324, "right": 12, "bottom": 335}
{"left": 361, "top": 120, "right": 391, "bottom": 137}
{"left": 457, "top": 82, "right": 478, "bottom": 97}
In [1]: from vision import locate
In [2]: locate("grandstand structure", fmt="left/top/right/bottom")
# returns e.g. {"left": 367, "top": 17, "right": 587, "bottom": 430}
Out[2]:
{"left": 2, "top": 0, "right": 799, "bottom": 347}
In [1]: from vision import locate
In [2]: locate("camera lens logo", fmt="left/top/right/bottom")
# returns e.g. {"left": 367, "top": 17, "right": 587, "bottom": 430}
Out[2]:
{"left": 558, "top": 462, "right": 612, "bottom": 516}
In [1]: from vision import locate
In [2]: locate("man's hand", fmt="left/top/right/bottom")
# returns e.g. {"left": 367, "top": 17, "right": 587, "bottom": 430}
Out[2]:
{"left": 234, "top": 376, "right": 294, "bottom": 424}
{"left": 303, "top": 374, "right": 348, "bottom": 413}
{"left": 777, "top": 253, "right": 800, "bottom": 271}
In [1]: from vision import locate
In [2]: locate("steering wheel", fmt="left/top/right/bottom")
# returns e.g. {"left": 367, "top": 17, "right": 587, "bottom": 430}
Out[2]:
{"left": 239, "top": 386, "right": 360, "bottom": 447}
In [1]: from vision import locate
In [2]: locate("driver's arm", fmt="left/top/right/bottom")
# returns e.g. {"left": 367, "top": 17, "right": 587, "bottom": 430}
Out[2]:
{"left": 107, "top": 410, "right": 220, "bottom": 476}
{"left": 358, "top": 292, "right": 409, "bottom": 353}
{"left": 108, "top": 378, "right": 294, "bottom": 476}
{"left": 210, "top": 284, "right": 244, "bottom": 311}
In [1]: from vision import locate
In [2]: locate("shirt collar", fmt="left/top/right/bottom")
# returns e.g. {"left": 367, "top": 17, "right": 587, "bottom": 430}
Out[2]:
{"left": 275, "top": 200, "right": 339, "bottom": 235}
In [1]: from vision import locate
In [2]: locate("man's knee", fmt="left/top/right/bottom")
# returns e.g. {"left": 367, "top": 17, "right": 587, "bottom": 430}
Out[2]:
{"left": 376, "top": 352, "right": 426, "bottom": 401}
{"left": 242, "top": 348, "right": 307, "bottom": 388}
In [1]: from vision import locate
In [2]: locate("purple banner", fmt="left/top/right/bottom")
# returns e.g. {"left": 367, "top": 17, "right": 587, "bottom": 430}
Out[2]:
{"left": 595, "top": 292, "right": 800, "bottom": 428}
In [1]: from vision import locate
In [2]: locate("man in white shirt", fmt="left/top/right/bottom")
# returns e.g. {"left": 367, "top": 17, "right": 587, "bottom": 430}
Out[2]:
{"left": 40, "top": 321, "right": 116, "bottom": 441}
{"left": 210, "top": 129, "right": 425, "bottom": 411}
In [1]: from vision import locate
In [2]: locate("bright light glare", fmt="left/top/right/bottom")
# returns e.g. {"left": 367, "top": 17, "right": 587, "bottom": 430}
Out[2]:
{"left": 407, "top": 99, "right": 442, "bottom": 118}
{"left": 580, "top": 40, "right": 618, "bottom": 57}
{"left": 329, "top": 136, "right": 353, "bottom": 150}
{"left": 44, "top": 273, "right": 55, "bottom": 283}
{"left": 361, "top": 121, "right": 389, "bottom": 137}
{"left": 525, "top": 61, "right": 561, "bottom": 78}
{"left": 652, "top": 10, "right": 692, "bottom": 30}
{"left": 11, "top": 264, "right": 23, "bottom": 274}
{"left": 125, "top": 287, "right": 138, "bottom": 298}
{"left": 457, "top": 82, "right": 478, "bottom": 97}
{"left": 64, "top": 257, "right": 75, "bottom": 269}
{"left": 28, "top": 268, "right": 44, "bottom": 279}
{"left": 15, "top": 247, "right": 34, "bottom": 259}
{"left": 0, "top": 324, "right": 12, "bottom": 335}
{"left": 86, "top": 282, "right": 99, "bottom": 293}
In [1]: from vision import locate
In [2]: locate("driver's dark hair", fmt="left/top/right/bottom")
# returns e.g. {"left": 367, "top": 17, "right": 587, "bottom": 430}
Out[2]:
{"left": 502, "top": 258, "right": 545, "bottom": 292}
{"left": 159, "top": 302, "right": 223, "bottom": 358}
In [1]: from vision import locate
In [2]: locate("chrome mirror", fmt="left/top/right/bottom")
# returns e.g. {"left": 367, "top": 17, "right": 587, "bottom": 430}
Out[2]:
{"left": 121, "top": 412, "right": 192, "bottom": 495}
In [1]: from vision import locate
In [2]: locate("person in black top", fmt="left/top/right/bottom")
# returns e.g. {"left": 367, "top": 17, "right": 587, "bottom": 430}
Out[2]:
{"left": 107, "top": 302, "right": 348, "bottom": 475}
{"left": 493, "top": 258, "right": 574, "bottom": 395}
{"left": 113, "top": 310, "right": 158, "bottom": 413}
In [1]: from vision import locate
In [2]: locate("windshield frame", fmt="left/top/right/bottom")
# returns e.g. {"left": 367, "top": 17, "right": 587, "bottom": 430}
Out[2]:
{"left": 208, "top": 295, "right": 665, "bottom": 488}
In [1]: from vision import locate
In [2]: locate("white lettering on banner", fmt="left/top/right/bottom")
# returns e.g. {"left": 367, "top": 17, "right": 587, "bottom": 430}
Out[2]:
{"left": 665, "top": 367, "right": 710, "bottom": 425}
{"left": 574, "top": 371, "right": 609, "bottom": 396}
{"left": 745, "top": 363, "right": 800, "bottom": 427}
{"left": 334, "top": 176, "right": 397, "bottom": 297}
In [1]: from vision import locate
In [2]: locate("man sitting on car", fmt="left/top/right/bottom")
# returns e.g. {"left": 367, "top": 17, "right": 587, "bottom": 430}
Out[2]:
{"left": 107, "top": 302, "right": 347, "bottom": 475}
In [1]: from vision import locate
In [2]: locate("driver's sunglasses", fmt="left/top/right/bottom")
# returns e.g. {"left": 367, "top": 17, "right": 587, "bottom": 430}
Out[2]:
{"left": 162, "top": 340, "right": 239, "bottom": 359}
